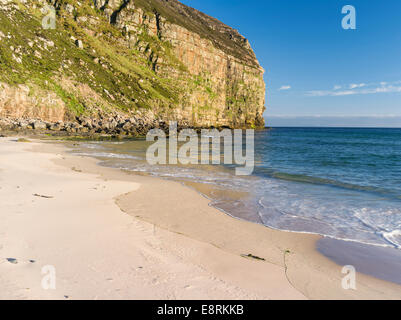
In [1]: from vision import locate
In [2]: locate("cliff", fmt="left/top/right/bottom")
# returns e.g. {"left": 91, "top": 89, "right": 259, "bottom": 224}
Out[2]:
{"left": 0, "top": 0, "right": 266, "bottom": 135}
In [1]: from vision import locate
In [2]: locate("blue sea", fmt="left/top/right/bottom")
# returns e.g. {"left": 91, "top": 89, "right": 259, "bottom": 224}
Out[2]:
{"left": 71, "top": 127, "right": 401, "bottom": 249}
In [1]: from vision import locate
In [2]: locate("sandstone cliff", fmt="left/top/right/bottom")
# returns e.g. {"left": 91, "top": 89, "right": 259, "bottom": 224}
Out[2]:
{"left": 0, "top": 0, "right": 266, "bottom": 134}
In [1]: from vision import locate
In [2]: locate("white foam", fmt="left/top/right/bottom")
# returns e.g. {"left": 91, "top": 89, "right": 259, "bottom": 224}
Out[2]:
{"left": 383, "top": 230, "right": 401, "bottom": 249}
{"left": 72, "top": 142, "right": 401, "bottom": 251}
{"left": 76, "top": 152, "right": 141, "bottom": 160}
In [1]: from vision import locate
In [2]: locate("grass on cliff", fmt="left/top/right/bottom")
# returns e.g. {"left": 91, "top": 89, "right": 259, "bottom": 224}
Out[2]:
{"left": 0, "top": 0, "right": 186, "bottom": 118}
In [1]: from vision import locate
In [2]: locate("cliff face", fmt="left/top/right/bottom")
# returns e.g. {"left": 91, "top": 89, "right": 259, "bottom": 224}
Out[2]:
{"left": 0, "top": 0, "right": 265, "bottom": 134}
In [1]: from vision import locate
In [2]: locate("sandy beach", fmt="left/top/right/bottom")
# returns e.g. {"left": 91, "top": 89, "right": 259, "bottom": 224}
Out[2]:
{"left": 0, "top": 136, "right": 400, "bottom": 300}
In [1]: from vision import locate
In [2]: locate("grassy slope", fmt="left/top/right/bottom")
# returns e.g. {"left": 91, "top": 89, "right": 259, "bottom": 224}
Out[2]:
{"left": 0, "top": 0, "right": 185, "bottom": 119}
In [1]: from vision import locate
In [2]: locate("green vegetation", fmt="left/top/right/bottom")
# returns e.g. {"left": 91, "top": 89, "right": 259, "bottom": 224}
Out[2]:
{"left": 0, "top": 0, "right": 186, "bottom": 118}
{"left": 52, "top": 83, "right": 85, "bottom": 116}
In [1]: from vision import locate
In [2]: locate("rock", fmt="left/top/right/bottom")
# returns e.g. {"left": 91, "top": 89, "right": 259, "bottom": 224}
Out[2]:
{"left": 77, "top": 16, "right": 87, "bottom": 23}
{"left": 18, "top": 120, "right": 29, "bottom": 129}
{"left": 122, "top": 121, "right": 132, "bottom": 131}
{"left": 32, "top": 120, "right": 47, "bottom": 130}
{"left": 82, "top": 118, "right": 93, "bottom": 129}
{"left": 65, "top": 4, "right": 74, "bottom": 14}
{"left": 49, "top": 123, "right": 61, "bottom": 131}
{"left": 75, "top": 39, "right": 83, "bottom": 49}
{"left": 12, "top": 54, "right": 22, "bottom": 64}
{"left": 6, "top": 258, "right": 18, "bottom": 264}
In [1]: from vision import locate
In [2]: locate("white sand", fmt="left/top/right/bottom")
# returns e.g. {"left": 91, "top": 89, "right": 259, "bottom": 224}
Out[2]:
{"left": 0, "top": 138, "right": 304, "bottom": 299}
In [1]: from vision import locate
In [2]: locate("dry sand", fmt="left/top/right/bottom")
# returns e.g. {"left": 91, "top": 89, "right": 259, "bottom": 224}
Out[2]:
{"left": 0, "top": 137, "right": 400, "bottom": 300}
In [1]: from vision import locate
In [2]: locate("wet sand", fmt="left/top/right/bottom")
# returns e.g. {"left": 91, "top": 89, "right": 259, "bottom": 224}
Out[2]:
{"left": 317, "top": 238, "right": 401, "bottom": 286}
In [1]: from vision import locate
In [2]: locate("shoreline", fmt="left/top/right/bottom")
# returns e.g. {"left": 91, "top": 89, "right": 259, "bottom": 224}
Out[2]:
{"left": 0, "top": 136, "right": 400, "bottom": 299}
{"left": 156, "top": 177, "right": 401, "bottom": 287}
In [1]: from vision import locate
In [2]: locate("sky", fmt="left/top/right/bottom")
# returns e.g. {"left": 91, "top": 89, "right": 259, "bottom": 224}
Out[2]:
{"left": 180, "top": 0, "right": 401, "bottom": 127}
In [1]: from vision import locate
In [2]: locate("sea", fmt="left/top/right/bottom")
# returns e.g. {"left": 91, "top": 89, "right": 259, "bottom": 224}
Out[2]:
{"left": 70, "top": 127, "right": 401, "bottom": 250}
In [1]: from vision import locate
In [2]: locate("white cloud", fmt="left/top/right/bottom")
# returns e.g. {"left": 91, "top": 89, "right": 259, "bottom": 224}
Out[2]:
{"left": 278, "top": 85, "right": 291, "bottom": 91}
{"left": 333, "top": 90, "right": 357, "bottom": 96}
{"left": 349, "top": 83, "right": 366, "bottom": 89}
{"left": 306, "top": 81, "right": 401, "bottom": 97}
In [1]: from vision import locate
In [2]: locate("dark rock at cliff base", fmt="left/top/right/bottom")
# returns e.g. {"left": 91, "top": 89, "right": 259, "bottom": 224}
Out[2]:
{"left": 32, "top": 121, "right": 47, "bottom": 130}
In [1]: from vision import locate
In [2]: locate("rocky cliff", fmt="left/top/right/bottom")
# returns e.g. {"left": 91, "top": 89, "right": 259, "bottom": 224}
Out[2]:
{"left": 0, "top": 0, "right": 266, "bottom": 135}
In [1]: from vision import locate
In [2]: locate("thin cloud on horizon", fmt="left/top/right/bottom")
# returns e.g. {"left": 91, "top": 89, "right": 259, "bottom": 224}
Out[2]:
{"left": 265, "top": 115, "right": 401, "bottom": 128}
{"left": 306, "top": 81, "right": 401, "bottom": 97}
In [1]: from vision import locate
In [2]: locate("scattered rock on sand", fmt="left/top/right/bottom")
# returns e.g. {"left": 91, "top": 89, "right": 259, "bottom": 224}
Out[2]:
{"left": 33, "top": 193, "right": 54, "bottom": 199}
{"left": 240, "top": 254, "right": 265, "bottom": 261}
{"left": 6, "top": 258, "right": 18, "bottom": 264}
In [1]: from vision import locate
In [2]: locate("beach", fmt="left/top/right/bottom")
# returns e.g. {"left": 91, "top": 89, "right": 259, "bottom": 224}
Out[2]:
{"left": 0, "top": 136, "right": 400, "bottom": 300}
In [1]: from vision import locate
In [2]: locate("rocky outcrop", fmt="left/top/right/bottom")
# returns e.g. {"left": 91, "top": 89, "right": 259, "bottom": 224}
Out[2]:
{"left": 0, "top": 82, "right": 65, "bottom": 122}
{"left": 98, "top": 0, "right": 266, "bottom": 128}
{"left": 0, "top": 0, "right": 266, "bottom": 135}
{"left": 0, "top": 113, "right": 168, "bottom": 136}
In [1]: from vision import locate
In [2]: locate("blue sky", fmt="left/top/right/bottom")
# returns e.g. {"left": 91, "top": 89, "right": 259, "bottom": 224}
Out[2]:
{"left": 180, "top": 0, "right": 401, "bottom": 127}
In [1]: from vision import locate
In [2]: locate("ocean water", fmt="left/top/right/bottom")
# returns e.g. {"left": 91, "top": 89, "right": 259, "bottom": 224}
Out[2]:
{"left": 70, "top": 128, "right": 401, "bottom": 249}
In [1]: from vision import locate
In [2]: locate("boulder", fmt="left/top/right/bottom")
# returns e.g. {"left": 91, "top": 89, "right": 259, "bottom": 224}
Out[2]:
{"left": 32, "top": 120, "right": 47, "bottom": 130}
{"left": 75, "top": 39, "right": 83, "bottom": 49}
